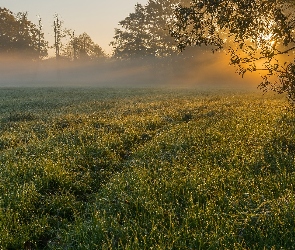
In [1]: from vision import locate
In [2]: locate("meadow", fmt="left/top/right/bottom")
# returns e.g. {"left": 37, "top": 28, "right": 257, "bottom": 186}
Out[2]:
{"left": 0, "top": 87, "right": 295, "bottom": 249}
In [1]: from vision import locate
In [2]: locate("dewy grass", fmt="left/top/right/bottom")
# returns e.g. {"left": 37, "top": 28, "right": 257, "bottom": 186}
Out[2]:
{"left": 0, "top": 87, "right": 294, "bottom": 249}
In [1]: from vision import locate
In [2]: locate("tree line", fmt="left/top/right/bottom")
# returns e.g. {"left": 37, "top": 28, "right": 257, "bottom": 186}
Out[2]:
{"left": 0, "top": 8, "right": 106, "bottom": 61}
{"left": 0, "top": 1, "right": 190, "bottom": 62}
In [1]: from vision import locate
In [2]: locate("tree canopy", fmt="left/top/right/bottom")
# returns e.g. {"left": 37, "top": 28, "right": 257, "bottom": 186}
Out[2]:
{"left": 110, "top": 4, "right": 153, "bottom": 59}
{"left": 110, "top": 0, "right": 190, "bottom": 59}
{"left": 171, "top": 0, "right": 295, "bottom": 103}
{"left": 63, "top": 32, "right": 105, "bottom": 61}
{"left": 0, "top": 8, "right": 48, "bottom": 60}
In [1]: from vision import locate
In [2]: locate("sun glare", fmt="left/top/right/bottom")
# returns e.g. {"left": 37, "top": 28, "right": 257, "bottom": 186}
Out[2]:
{"left": 258, "top": 32, "right": 277, "bottom": 48}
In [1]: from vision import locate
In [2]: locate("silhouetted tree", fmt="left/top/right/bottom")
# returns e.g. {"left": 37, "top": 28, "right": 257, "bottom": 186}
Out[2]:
{"left": 110, "top": 1, "right": 190, "bottom": 59}
{"left": 63, "top": 32, "right": 105, "bottom": 61}
{"left": 145, "top": 0, "right": 190, "bottom": 57}
{"left": 53, "top": 14, "right": 63, "bottom": 59}
{"left": 0, "top": 8, "right": 48, "bottom": 59}
{"left": 110, "top": 4, "right": 153, "bottom": 59}
{"left": 171, "top": 0, "right": 295, "bottom": 103}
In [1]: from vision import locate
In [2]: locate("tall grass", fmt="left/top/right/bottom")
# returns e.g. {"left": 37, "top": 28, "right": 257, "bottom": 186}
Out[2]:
{"left": 0, "top": 88, "right": 294, "bottom": 249}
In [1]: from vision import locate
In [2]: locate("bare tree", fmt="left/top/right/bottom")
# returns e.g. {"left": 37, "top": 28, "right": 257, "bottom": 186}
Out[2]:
{"left": 53, "top": 14, "right": 63, "bottom": 59}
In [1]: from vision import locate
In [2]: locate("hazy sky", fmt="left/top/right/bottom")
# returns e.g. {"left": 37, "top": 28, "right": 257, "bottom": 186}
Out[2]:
{"left": 1, "top": 0, "right": 148, "bottom": 56}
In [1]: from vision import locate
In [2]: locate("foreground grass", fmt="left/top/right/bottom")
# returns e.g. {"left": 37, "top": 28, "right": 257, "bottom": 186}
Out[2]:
{"left": 0, "top": 87, "right": 294, "bottom": 249}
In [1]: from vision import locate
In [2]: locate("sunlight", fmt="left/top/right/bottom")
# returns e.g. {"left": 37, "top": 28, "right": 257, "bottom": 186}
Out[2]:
{"left": 254, "top": 17, "right": 277, "bottom": 48}
{"left": 257, "top": 31, "right": 277, "bottom": 49}
{"left": 262, "top": 33, "right": 273, "bottom": 41}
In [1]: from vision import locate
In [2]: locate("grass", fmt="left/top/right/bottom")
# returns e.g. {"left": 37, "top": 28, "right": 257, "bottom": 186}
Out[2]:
{"left": 0, "top": 87, "right": 294, "bottom": 249}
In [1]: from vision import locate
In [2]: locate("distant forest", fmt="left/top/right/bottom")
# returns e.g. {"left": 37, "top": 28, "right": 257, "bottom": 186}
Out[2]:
{"left": 0, "top": 1, "right": 191, "bottom": 62}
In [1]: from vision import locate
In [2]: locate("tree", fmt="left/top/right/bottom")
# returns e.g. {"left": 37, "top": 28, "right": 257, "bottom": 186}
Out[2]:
{"left": 171, "top": 0, "right": 295, "bottom": 103}
{"left": 53, "top": 14, "right": 63, "bottom": 59}
{"left": 110, "top": 4, "right": 154, "bottom": 59}
{"left": 145, "top": 0, "right": 190, "bottom": 57}
{"left": 63, "top": 32, "right": 105, "bottom": 61}
{"left": 37, "top": 16, "right": 45, "bottom": 57}
{"left": 110, "top": 1, "right": 190, "bottom": 59}
{"left": 0, "top": 8, "right": 48, "bottom": 59}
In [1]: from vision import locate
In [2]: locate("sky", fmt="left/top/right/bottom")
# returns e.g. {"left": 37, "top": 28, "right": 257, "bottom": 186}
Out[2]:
{"left": 1, "top": 0, "right": 148, "bottom": 56}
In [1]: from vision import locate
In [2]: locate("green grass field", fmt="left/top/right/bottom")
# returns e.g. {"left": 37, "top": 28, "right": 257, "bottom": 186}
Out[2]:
{"left": 0, "top": 87, "right": 295, "bottom": 249}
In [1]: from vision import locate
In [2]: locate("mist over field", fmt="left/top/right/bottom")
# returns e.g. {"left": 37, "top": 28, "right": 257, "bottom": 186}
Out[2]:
{"left": 0, "top": 50, "right": 260, "bottom": 90}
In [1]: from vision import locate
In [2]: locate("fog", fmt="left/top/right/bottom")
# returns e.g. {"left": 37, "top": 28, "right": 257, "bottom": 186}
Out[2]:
{"left": 0, "top": 49, "right": 261, "bottom": 90}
